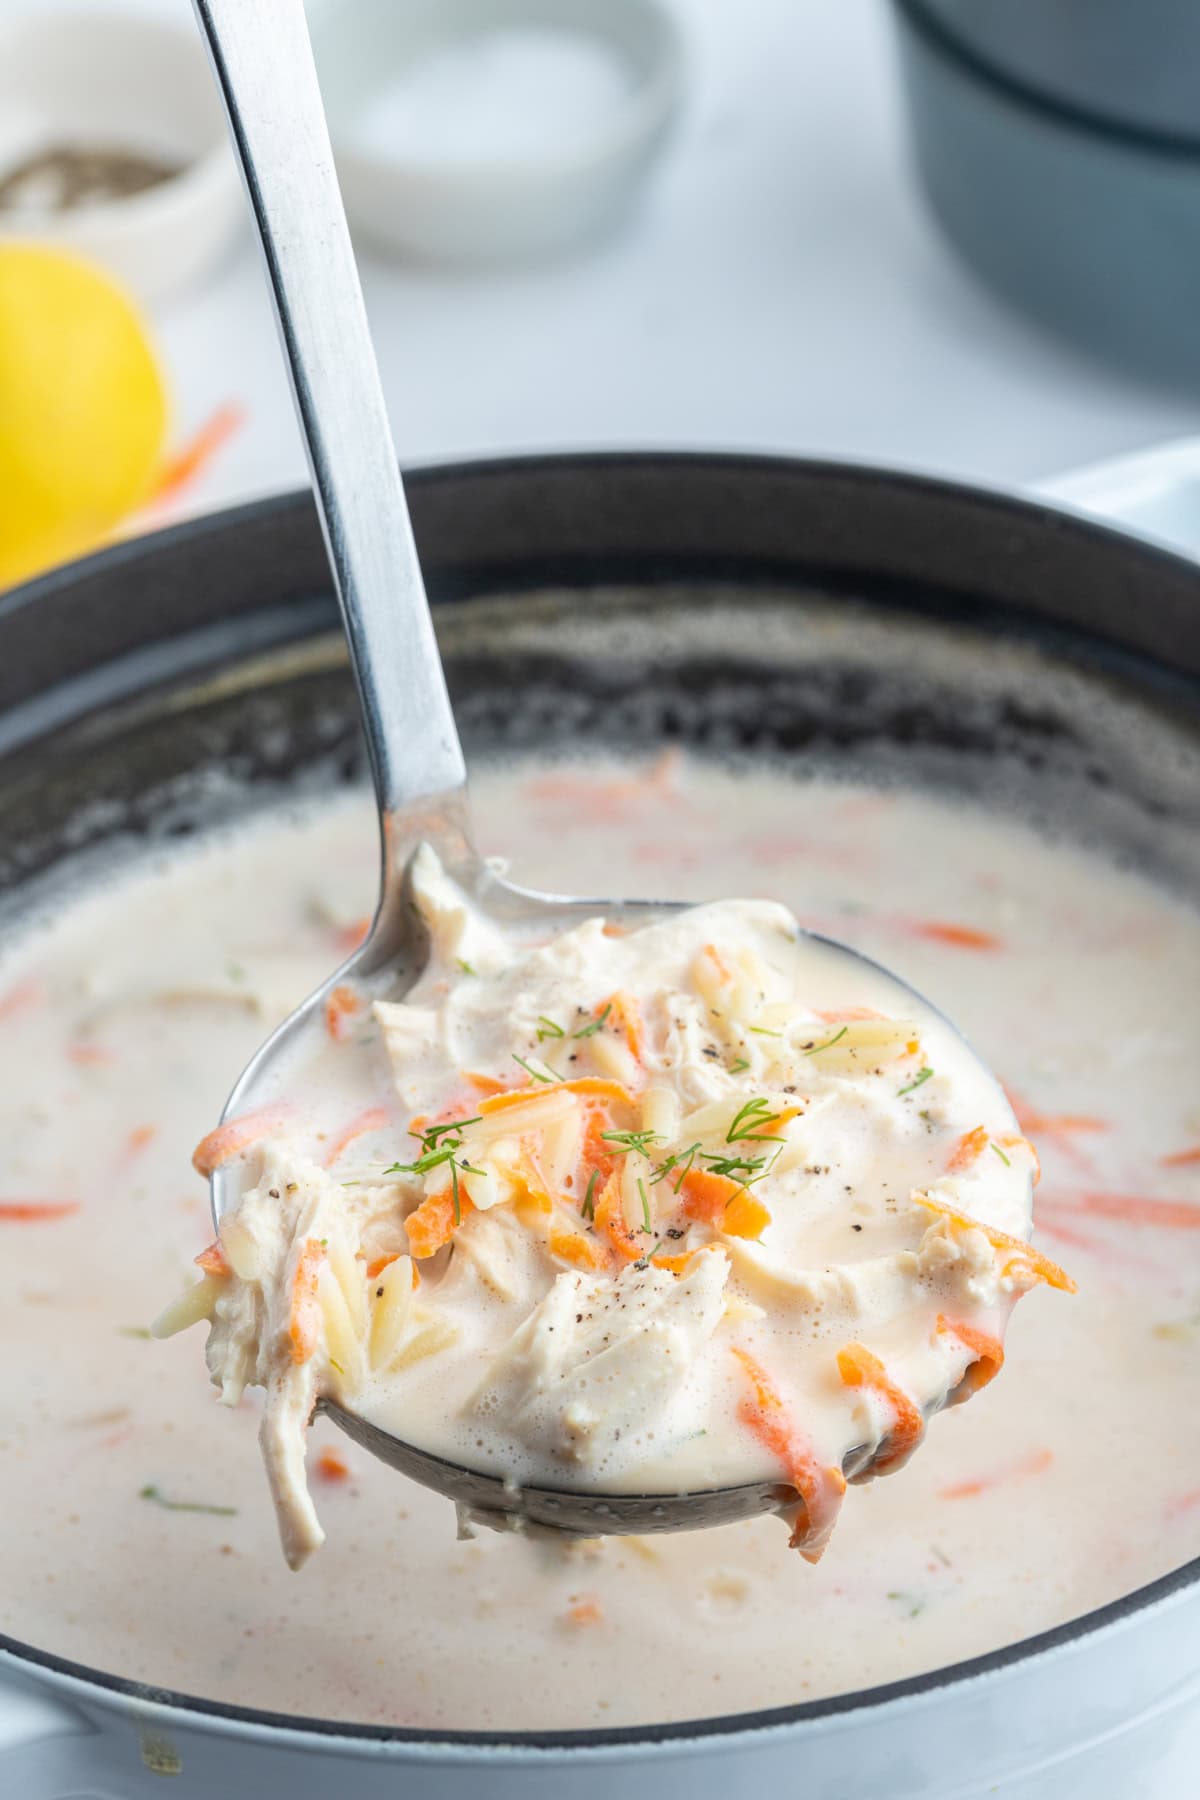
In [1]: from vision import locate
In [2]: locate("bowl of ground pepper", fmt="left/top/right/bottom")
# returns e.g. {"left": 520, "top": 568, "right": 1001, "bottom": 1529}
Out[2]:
{"left": 0, "top": 8, "right": 243, "bottom": 304}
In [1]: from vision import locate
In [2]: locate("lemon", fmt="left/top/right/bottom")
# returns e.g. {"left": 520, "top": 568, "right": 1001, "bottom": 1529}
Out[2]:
{"left": 0, "top": 243, "right": 168, "bottom": 587}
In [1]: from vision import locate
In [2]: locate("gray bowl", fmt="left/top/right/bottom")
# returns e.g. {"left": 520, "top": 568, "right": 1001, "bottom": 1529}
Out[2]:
{"left": 891, "top": 0, "right": 1200, "bottom": 386}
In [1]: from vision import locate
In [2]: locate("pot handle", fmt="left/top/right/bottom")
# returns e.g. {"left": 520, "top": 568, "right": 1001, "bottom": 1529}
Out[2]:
{"left": 1037, "top": 436, "right": 1200, "bottom": 564}
{"left": 0, "top": 1681, "right": 95, "bottom": 1797}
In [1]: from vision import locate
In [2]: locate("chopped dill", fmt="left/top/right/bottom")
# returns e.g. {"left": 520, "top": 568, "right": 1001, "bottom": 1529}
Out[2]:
{"left": 140, "top": 1484, "right": 237, "bottom": 1518}
{"left": 729, "top": 1056, "right": 751, "bottom": 1073}
{"left": 601, "top": 1128, "right": 663, "bottom": 1156}
{"left": 581, "top": 1169, "right": 600, "bottom": 1221}
{"left": 747, "top": 1025, "right": 782, "bottom": 1038}
{"left": 990, "top": 1141, "right": 1011, "bottom": 1167}
{"left": 638, "top": 1179, "right": 651, "bottom": 1233}
{"left": 573, "top": 1003, "right": 612, "bottom": 1039}
{"left": 456, "top": 958, "right": 476, "bottom": 976}
{"left": 898, "top": 1067, "right": 934, "bottom": 1097}
{"left": 118, "top": 1326, "right": 152, "bottom": 1340}
{"left": 536, "top": 1015, "right": 565, "bottom": 1041}
{"left": 803, "top": 1025, "right": 848, "bottom": 1057}
{"left": 512, "top": 1052, "right": 561, "bottom": 1083}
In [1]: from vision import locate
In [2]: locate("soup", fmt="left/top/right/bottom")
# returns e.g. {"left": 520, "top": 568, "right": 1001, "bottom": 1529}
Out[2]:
{"left": 0, "top": 756, "right": 1196, "bottom": 1730}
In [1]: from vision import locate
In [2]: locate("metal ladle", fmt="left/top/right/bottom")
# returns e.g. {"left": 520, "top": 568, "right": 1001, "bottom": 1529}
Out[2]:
{"left": 192, "top": 0, "right": 1010, "bottom": 1536}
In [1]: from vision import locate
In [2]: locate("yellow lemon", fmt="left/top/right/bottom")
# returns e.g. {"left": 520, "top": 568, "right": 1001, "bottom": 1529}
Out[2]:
{"left": 0, "top": 243, "right": 168, "bottom": 587}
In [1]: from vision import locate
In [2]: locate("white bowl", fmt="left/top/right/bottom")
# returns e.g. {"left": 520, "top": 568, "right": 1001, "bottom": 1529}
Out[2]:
{"left": 307, "top": 0, "right": 685, "bottom": 263}
{"left": 0, "top": 7, "right": 243, "bottom": 305}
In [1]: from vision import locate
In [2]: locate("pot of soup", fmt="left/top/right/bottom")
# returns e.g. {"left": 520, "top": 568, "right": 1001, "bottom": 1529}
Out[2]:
{"left": 0, "top": 452, "right": 1197, "bottom": 1798}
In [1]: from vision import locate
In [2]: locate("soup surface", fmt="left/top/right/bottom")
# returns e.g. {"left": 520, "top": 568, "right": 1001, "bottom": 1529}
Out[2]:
{"left": 0, "top": 755, "right": 1197, "bottom": 1731}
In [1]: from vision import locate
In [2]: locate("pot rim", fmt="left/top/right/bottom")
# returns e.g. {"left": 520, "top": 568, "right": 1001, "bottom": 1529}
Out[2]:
{"left": 1, "top": 456, "right": 1198, "bottom": 1749}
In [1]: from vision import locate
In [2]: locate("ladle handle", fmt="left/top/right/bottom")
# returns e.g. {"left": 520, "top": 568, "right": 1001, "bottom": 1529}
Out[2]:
{"left": 191, "top": 0, "right": 470, "bottom": 871}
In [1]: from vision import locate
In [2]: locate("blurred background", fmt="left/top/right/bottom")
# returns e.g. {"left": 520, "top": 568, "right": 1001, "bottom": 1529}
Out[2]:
{"left": 2, "top": 0, "right": 1199, "bottom": 589}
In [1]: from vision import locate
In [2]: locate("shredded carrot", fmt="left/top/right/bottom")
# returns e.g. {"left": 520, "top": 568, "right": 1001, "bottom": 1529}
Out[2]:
{"left": 149, "top": 402, "right": 244, "bottom": 504}
{"left": 916, "top": 1195, "right": 1076, "bottom": 1292}
{"left": 947, "top": 1125, "right": 989, "bottom": 1173}
{"left": 566, "top": 1594, "right": 603, "bottom": 1626}
{"left": 194, "top": 1241, "right": 231, "bottom": 1277}
{"left": 905, "top": 920, "right": 1003, "bottom": 951}
{"left": 332, "top": 914, "right": 371, "bottom": 954}
{"left": 0, "top": 978, "right": 41, "bottom": 1019}
{"left": 324, "top": 984, "right": 361, "bottom": 1042}
{"left": 605, "top": 990, "right": 645, "bottom": 1061}
{"left": 549, "top": 1226, "right": 609, "bottom": 1272}
{"left": 731, "top": 1347, "right": 846, "bottom": 1562}
{"left": 836, "top": 1342, "right": 925, "bottom": 1474}
{"left": 652, "top": 1246, "right": 719, "bottom": 1276}
{"left": 679, "top": 1168, "right": 771, "bottom": 1240}
{"left": 1161, "top": 1146, "right": 1200, "bottom": 1169}
{"left": 595, "top": 1174, "right": 644, "bottom": 1262}
{"left": 815, "top": 1006, "right": 886, "bottom": 1023}
{"left": 405, "top": 1186, "right": 474, "bottom": 1260}
{"left": 939, "top": 1446, "right": 1053, "bottom": 1501}
{"left": 289, "top": 1239, "right": 326, "bottom": 1364}
{"left": 937, "top": 1315, "right": 1004, "bottom": 1399}
{"left": 1050, "top": 1191, "right": 1200, "bottom": 1232}
{"left": 192, "top": 1104, "right": 292, "bottom": 1177}
{"left": 67, "top": 1041, "right": 115, "bottom": 1066}
{"left": 465, "top": 1071, "right": 513, "bottom": 1095}
{"left": 315, "top": 1448, "right": 350, "bottom": 1482}
{"left": 753, "top": 1105, "right": 803, "bottom": 1138}
{"left": 1006, "top": 1088, "right": 1108, "bottom": 1138}
{"left": 0, "top": 1200, "right": 79, "bottom": 1222}
{"left": 126, "top": 1125, "right": 157, "bottom": 1156}
{"left": 322, "top": 1106, "right": 389, "bottom": 1168}
{"left": 478, "top": 1077, "right": 635, "bottom": 1115}
{"left": 999, "top": 1132, "right": 1041, "bottom": 1185}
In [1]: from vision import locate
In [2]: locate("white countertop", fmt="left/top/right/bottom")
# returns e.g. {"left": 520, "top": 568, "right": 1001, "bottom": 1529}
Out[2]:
{"left": 5, "top": 0, "right": 1199, "bottom": 521}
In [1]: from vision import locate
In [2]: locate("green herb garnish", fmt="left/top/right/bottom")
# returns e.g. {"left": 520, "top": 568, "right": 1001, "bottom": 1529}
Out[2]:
{"left": 726, "top": 1097, "right": 787, "bottom": 1143}
{"left": 648, "top": 1141, "right": 701, "bottom": 1190}
{"left": 456, "top": 958, "right": 476, "bottom": 976}
{"left": 729, "top": 1056, "right": 750, "bottom": 1074}
{"left": 572, "top": 1003, "right": 612, "bottom": 1040}
{"left": 990, "top": 1141, "right": 1011, "bottom": 1167}
{"left": 803, "top": 1025, "right": 848, "bottom": 1057}
{"left": 140, "top": 1484, "right": 237, "bottom": 1518}
{"left": 638, "top": 1178, "right": 652, "bottom": 1233}
{"left": 600, "top": 1128, "right": 663, "bottom": 1156}
{"left": 887, "top": 1590, "right": 927, "bottom": 1619}
{"left": 118, "top": 1326, "right": 152, "bottom": 1340}
{"left": 898, "top": 1067, "right": 934, "bottom": 1097}
{"left": 536, "top": 1016, "right": 565, "bottom": 1042}
{"left": 582, "top": 1169, "right": 600, "bottom": 1222}
{"left": 747, "top": 1025, "right": 782, "bottom": 1038}
{"left": 512, "top": 1053, "right": 561, "bottom": 1083}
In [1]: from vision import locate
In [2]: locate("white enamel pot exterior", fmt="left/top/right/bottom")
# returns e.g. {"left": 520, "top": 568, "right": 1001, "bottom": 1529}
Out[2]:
{"left": 0, "top": 449, "right": 1197, "bottom": 1799}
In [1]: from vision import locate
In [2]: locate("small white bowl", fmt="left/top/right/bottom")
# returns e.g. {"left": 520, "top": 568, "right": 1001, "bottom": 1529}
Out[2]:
{"left": 0, "top": 8, "right": 243, "bottom": 305}
{"left": 308, "top": 0, "right": 685, "bottom": 263}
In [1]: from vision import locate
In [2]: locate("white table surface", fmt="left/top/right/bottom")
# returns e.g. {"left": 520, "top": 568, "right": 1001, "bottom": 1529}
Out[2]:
{"left": 7, "top": 0, "right": 1193, "bottom": 527}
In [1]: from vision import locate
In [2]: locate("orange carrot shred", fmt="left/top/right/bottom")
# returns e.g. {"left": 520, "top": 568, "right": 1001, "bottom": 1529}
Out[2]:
{"left": 1050, "top": 1191, "right": 1200, "bottom": 1231}
{"left": 332, "top": 915, "right": 371, "bottom": 954}
{"left": 322, "top": 1106, "right": 389, "bottom": 1168}
{"left": 939, "top": 1446, "right": 1053, "bottom": 1501}
{"left": 679, "top": 1168, "right": 771, "bottom": 1240}
{"left": 548, "top": 1227, "right": 609, "bottom": 1272}
{"left": 324, "top": 984, "right": 361, "bottom": 1042}
{"left": 0, "top": 1200, "right": 79, "bottom": 1222}
{"left": 815, "top": 1006, "right": 886, "bottom": 1023}
{"left": 947, "top": 1125, "right": 989, "bottom": 1173}
{"left": 0, "top": 978, "right": 41, "bottom": 1019}
{"left": 315, "top": 1448, "right": 350, "bottom": 1482}
{"left": 905, "top": 920, "right": 1003, "bottom": 951}
{"left": 595, "top": 1174, "right": 644, "bottom": 1262}
{"left": 405, "top": 1186, "right": 474, "bottom": 1260}
{"left": 364, "top": 1252, "right": 419, "bottom": 1283}
{"left": 192, "top": 1105, "right": 292, "bottom": 1177}
{"left": 1160, "top": 1146, "right": 1200, "bottom": 1169}
{"left": 731, "top": 1347, "right": 846, "bottom": 1562}
{"left": 836, "top": 1342, "right": 925, "bottom": 1474}
{"left": 477, "top": 1077, "right": 635, "bottom": 1115}
{"left": 67, "top": 1041, "right": 115, "bottom": 1066}
{"left": 149, "top": 402, "right": 244, "bottom": 504}
{"left": 605, "top": 990, "right": 645, "bottom": 1061}
{"left": 289, "top": 1239, "right": 326, "bottom": 1365}
{"left": 195, "top": 1241, "right": 231, "bottom": 1277}
{"left": 937, "top": 1315, "right": 1004, "bottom": 1400}
{"left": 126, "top": 1125, "right": 157, "bottom": 1155}
{"left": 465, "top": 1071, "right": 513, "bottom": 1095}
{"left": 916, "top": 1195, "right": 1076, "bottom": 1292}
{"left": 566, "top": 1594, "right": 603, "bottom": 1626}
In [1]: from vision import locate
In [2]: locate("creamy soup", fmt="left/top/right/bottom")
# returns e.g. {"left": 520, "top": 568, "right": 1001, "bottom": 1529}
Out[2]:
{"left": 183, "top": 849, "right": 1046, "bottom": 1570}
{"left": 0, "top": 755, "right": 1197, "bottom": 1732}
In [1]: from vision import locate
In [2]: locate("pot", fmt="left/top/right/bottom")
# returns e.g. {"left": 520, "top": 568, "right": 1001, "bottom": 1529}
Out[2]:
{"left": 1, "top": 451, "right": 1197, "bottom": 1798}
